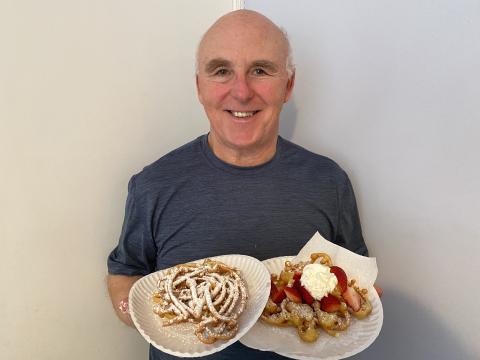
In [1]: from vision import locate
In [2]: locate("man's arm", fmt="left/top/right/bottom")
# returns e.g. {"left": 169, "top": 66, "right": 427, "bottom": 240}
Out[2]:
{"left": 107, "top": 274, "right": 143, "bottom": 327}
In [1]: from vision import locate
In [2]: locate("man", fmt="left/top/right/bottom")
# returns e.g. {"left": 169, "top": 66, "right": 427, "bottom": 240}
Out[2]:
{"left": 107, "top": 9, "right": 372, "bottom": 360}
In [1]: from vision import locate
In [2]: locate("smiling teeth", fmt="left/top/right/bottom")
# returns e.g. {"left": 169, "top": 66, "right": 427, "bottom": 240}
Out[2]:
{"left": 232, "top": 111, "right": 254, "bottom": 118}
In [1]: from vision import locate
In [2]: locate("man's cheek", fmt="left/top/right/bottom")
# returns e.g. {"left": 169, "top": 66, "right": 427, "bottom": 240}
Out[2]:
{"left": 257, "top": 82, "right": 283, "bottom": 101}
{"left": 204, "top": 83, "right": 231, "bottom": 103}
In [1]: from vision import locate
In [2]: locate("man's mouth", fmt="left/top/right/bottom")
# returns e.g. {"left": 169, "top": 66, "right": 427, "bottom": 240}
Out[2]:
{"left": 226, "top": 110, "right": 260, "bottom": 118}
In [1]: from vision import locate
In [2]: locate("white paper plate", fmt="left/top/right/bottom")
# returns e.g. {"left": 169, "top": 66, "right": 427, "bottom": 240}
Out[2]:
{"left": 240, "top": 256, "right": 383, "bottom": 360}
{"left": 129, "top": 254, "right": 271, "bottom": 357}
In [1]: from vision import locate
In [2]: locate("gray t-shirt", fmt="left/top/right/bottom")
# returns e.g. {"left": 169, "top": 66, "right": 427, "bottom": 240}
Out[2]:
{"left": 108, "top": 134, "right": 368, "bottom": 359}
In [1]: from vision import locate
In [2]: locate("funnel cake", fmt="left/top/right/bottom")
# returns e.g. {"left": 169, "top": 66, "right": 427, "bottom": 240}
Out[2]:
{"left": 152, "top": 259, "right": 248, "bottom": 344}
{"left": 261, "top": 253, "right": 372, "bottom": 342}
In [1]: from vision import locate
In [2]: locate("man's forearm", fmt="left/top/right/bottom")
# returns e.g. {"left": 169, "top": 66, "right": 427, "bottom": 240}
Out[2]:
{"left": 107, "top": 274, "right": 143, "bottom": 327}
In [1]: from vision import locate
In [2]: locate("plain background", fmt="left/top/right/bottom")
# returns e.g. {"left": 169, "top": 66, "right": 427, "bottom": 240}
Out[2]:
{"left": 1, "top": 1, "right": 231, "bottom": 359}
{"left": 1, "top": 0, "right": 479, "bottom": 359}
{"left": 246, "top": 0, "right": 480, "bottom": 359}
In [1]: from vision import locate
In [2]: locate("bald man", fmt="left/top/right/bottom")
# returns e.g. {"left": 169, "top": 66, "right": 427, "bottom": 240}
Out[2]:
{"left": 107, "top": 10, "right": 369, "bottom": 359}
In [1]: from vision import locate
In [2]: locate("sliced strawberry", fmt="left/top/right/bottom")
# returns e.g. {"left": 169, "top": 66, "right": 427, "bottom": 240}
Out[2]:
{"left": 291, "top": 272, "right": 303, "bottom": 290}
{"left": 284, "top": 286, "right": 302, "bottom": 303}
{"left": 330, "top": 266, "right": 348, "bottom": 293}
{"left": 298, "top": 285, "right": 314, "bottom": 305}
{"left": 293, "top": 271, "right": 302, "bottom": 282}
{"left": 271, "top": 291, "right": 286, "bottom": 304}
{"left": 271, "top": 285, "right": 286, "bottom": 304}
{"left": 292, "top": 277, "right": 302, "bottom": 291}
{"left": 287, "top": 271, "right": 302, "bottom": 291}
{"left": 320, "top": 294, "right": 341, "bottom": 313}
{"left": 270, "top": 281, "right": 278, "bottom": 297}
{"left": 343, "top": 286, "right": 362, "bottom": 312}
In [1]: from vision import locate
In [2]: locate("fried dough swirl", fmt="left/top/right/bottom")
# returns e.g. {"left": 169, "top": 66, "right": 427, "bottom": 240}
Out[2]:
{"left": 152, "top": 259, "right": 248, "bottom": 344}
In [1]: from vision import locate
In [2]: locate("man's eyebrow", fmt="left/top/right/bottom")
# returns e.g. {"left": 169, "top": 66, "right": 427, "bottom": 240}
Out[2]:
{"left": 204, "top": 58, "right": 232, "bottom": 73}
{"left": 251, "top": 60, "right": 279, "bottom": 72}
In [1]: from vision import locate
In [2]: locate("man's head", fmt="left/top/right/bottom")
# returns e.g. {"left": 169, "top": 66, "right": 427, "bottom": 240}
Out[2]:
{"left": 196, "top": 10, "right": 295, "bottom": 166}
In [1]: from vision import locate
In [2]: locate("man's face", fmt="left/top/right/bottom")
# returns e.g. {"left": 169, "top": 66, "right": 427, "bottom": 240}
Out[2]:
{"left": 196, "top": 16, "right": 294, "bottom": 160}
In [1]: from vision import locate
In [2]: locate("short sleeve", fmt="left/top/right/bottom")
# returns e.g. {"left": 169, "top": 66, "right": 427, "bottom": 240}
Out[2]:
{"left": 335, "top": 172, "right": 369, "bottom": 256}
{"left": 107, "top": 175, "right": 157, "bottom": 276}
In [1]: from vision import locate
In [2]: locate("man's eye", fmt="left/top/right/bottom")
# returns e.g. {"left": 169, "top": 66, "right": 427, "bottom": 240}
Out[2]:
{"left": 214, "top": 68, "right": 230, "bottom": 76}
{"left": 252, "top": 68, "right": 267, "bottom": 76}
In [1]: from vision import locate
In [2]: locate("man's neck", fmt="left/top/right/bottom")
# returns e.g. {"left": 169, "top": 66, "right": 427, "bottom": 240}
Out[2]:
{"left": 207, "top": 134, "right": 278, "bottom": 167}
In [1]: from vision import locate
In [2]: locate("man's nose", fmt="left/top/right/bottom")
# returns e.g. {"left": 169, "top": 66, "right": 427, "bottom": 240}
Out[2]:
{"left": 230, "top": 75, "right": 254, "bottom": 102}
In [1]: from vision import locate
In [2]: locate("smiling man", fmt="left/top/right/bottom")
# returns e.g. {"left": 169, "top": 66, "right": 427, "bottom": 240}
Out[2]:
{"left": 107, "top": 10, "right": 370, "bottom": 360}
{"left": 196, "top": 11, "right": 294, "bottom": 166}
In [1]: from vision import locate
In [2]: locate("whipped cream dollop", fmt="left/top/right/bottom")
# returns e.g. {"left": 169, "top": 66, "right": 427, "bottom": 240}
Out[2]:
{"left": 300, "top": 263, "right": 338, "bottom": 300}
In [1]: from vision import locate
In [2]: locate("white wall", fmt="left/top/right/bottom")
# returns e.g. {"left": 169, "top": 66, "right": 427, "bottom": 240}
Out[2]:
{"left": 0, "top": 1, "right": 232, "bottom": 359}
{"left": 246, "top": 1, "right": 480, "bottom": 359}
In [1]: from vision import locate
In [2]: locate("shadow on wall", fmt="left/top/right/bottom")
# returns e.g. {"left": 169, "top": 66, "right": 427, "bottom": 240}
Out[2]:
{"left": 279, "top": 97, "right": 298, "bottom": 141}
{"left": 351, "top": 288, "right": 476, "bottom": 360}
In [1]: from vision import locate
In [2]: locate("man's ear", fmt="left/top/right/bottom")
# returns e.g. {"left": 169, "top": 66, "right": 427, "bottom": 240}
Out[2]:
{"left": 196, "top": 74, "right": 204, "bottom": 104}
{"left": 284, "top": 70, "right": 295, "bottom": 103}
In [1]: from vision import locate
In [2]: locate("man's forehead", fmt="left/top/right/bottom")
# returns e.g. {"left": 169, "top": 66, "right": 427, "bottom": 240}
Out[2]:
{"left": 198, "top": 35, "right": 287, "bottom": 69}
{"left": 200, "top": 31, "right": 284, "bottom": 54}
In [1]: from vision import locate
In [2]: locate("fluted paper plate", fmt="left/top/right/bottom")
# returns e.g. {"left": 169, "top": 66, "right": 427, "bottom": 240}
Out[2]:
{"left": 129, "top": 254, "right": 271, "bottom": 357}
{"left": 240, "top": 256, "right": 383, "bottom": 360}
